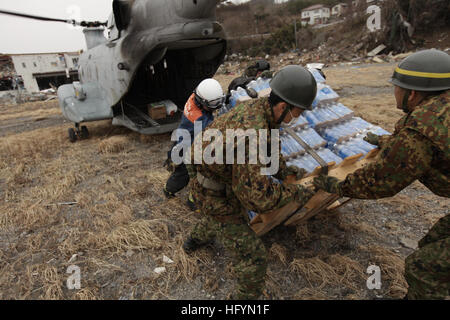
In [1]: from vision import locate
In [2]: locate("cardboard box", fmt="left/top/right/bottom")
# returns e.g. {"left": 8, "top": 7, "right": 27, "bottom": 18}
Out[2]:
{"left": 148, "top": 103, "right": 167, "bottom": 120}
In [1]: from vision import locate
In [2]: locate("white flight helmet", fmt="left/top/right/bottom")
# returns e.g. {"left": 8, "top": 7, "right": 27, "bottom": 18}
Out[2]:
{"left": 194, "top": 79, "right": 225, "bottom": 110}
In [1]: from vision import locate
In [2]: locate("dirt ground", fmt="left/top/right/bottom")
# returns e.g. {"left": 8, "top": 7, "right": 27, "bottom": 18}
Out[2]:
{"left": 0, "top": 62, "right": 448, "bottom": 300}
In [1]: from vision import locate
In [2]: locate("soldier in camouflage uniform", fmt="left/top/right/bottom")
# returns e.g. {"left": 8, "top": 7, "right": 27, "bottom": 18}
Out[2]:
{"left": 313, "top": 49, "right": 450, "bottom": 299}
{"left": 183, "top": 65, "right": 318, "bottom": 300}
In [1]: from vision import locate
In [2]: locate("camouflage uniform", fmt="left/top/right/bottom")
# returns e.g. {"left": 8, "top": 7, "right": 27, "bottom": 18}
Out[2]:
{"left": 322, "top": 91, "right": 450, "bottom": 299}
{"left": 188, "top": 97, "right": 314, "bottom": 300}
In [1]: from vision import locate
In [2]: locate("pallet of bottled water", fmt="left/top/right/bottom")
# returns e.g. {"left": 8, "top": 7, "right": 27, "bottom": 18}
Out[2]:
{"left": 221, "top": 67, "right": 392, "bottom": 176}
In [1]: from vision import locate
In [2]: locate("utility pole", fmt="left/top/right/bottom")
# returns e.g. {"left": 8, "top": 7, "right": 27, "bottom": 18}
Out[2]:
{"left": 294, "top": 18, "right": 298, "bottom": 51}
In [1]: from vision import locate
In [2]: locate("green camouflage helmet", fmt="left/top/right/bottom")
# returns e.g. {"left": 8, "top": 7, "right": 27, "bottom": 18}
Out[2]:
{"left": 269, "top": 65, "right": 317, "bottom": 110}
{"left": 390, "top": 49, "right": 450, "bottom": 91}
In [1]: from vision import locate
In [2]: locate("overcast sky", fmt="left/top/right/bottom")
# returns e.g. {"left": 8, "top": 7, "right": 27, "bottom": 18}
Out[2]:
{"left": 0, "top": 0, "right": 287, "bottom": 54}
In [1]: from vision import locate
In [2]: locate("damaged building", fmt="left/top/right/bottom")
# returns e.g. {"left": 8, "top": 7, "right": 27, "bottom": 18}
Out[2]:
{"left": 0, "top": 54, "right": 19, "bottom": 91}
{"left": 1, "top": 52, "right": 80, "bottom": 93}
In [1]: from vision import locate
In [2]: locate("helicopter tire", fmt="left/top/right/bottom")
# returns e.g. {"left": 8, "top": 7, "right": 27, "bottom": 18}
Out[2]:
{"left": 68, "top": 128, "right": 77, "bottom": 143}
{"left": 80, "top": 126, "right": 89, "bottom": 139}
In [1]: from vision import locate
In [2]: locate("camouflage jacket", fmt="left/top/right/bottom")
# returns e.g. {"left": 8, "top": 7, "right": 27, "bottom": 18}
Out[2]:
{"left": 338, "top": 91, "right": 450, "bottom": 199}
{"left": 189, "top": 98, "right": 314, "bottom": 221}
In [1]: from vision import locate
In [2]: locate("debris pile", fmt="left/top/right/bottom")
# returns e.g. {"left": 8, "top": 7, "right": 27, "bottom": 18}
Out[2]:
{"left": 0, "top": 89, "right": 57, "bottom": 105}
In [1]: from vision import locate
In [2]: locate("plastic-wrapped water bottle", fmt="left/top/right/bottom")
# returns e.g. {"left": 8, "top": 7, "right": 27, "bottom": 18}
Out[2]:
{"left": 349, "top": 138, "right": 377, "bottom": 153}
{"left": 321, "top": 126, "right": 339, "bottom": 144}
{"left": 334, "top": 142, "right": 363, "bottom": 159}
{"left": 317, "top": 147, "right": 343, "bottom": 165}
{"left": 287, "top": 135, "right": 306, "bottom": 154}
{"left": 312, "top": 84, "right": 340, "bottom": 108}
{"left": 304, "top": 110, "right": 322, "bottom": 127}
{"left": 246, "top": 80, "right": 260, "bottom": 93}
{"left": 229, "top": 90, "right": 239, "bottom": 107}
{"left": 288, "top": 155, "right": 317, "bottom": 173}
{"left": 348, "top": 117, "right": 372, "bottom": 133}
{"left": 297, "top": 127, "right": 327, "bottom": 149}
{"left": 330, "top": 103, "right": 354, "bottom": 118}
{"left": 237, "top": 86, "right": 250, "bottom": 98}
{"left": 256, "top": 77, "right": 269, "bottom": 90}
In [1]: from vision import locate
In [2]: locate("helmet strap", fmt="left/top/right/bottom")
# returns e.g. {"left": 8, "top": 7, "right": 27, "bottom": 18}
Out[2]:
{"left": 276, "top": 104, "right": 292, "bottom": 125}
{"left": 401, "top": 89, "right": 411, "bottom": 113}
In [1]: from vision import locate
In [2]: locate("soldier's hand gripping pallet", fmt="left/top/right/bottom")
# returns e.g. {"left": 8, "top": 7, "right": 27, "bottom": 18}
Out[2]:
{"left": 249, "top": 144, "right": 380, "bottom": 236}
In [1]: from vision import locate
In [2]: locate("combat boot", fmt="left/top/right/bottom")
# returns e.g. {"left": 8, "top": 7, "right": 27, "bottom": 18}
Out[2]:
{"left": 163, "top": 187, "right": 176, "bottom": 199}
{"left": 186, "top": 192, "right": 198, "bottom": 212}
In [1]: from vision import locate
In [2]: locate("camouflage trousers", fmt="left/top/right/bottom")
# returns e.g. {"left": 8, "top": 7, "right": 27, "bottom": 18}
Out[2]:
{"left": 190, "top": 215, "right": 268, "bottom": 300}
{"left": 405, "top": 214, "right": 450, "bottom": 299}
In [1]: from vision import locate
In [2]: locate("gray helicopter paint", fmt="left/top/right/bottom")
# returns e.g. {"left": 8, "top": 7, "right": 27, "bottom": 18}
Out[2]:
{"left": 58, "top": 0, "right": 226, "bottom": 134}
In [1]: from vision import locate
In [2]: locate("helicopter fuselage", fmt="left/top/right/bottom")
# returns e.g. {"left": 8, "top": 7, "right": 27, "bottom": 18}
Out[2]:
{"left": 58, "top": 0, "right": 226, "bottom": 136}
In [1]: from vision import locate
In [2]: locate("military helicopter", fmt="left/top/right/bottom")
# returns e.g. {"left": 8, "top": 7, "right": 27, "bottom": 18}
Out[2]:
{"left": 0, "top": 0, "right": 227, "bottom": 142}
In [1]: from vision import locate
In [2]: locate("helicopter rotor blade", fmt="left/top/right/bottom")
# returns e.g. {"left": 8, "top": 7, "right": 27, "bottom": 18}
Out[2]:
{"left": 0, "top": 9, "right": 106, "bottom": 27}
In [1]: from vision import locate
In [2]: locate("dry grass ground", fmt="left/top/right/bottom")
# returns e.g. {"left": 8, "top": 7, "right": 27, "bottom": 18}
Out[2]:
{"left": 0, "top": 62, "right": 448, "bottom": 300}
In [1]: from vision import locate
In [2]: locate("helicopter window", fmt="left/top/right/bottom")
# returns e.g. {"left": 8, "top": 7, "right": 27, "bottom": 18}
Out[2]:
{"left": 113, "top": 0, "right": 131, "bottom": 31}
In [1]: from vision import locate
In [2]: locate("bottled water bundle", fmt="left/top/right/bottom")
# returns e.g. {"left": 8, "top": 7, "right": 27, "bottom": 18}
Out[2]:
{"left": 304, "top": 106, "right": 342, "bottom": 128}
{"left": 290, "top": 114, "right": 309, "bottom": 129}
{"left": 229, "top": 87, "right": 252, "bottom": 107}
{"left": 280, "top": 134, "right": 306, "bottom": 157}
{"left": 280, "top": 126, "right": 327, "bottom": 159}
{"left": 328, "top": 103, "right": 355, "bottom": 120}
{"left": 287, "top": 154, "right": 320, "bottom": 173}
{"left": 332, "top": 137, "right": 377, "bottom": 159}
{"left": 247, "top": 77, "right": 272, "bottom": 98}
{"left": 286, "top": 148, "right": 343, "bottom": 174}
{"left": 317, "top": 147, "right": 344, "bottom": 165}
{"left": 311, "top": 83, "right": 340, "bottom": 108}
{"left": 295, "top": 127, "right": 327, "bottom": 149}
{"left": 319, "top": 117, "right": 374, "bottom": 144}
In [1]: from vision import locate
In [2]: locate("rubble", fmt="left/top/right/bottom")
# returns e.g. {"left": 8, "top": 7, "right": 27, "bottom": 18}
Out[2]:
{"left": 372, "top": 56, "right": 386, "bottom": 63}
{"left": 367, "top": 44, "right": 387, "bottom": 57}
{"left": 0, "top": 89, "right": 56, "bottom": 105}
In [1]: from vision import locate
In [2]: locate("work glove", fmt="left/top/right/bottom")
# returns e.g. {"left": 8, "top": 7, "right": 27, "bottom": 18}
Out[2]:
{"left": 313, "top": 175, "right": 342, "bottom": 195}
{"left": 282, "top": 165, "right": 308, "bottom": 181}
{"left": 363, "top": 132, "right": 380, "bottom": 146}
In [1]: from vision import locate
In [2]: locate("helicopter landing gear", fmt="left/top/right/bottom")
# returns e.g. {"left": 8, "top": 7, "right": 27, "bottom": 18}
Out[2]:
{"left": 68, "top": 124, "right": 89, "bottom": 143}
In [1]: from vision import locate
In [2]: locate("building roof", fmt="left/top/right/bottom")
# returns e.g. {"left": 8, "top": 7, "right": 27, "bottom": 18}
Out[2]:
{"left": 333, "top": 2, "right": 348, "bottom": 7}
{"left": 302, "top": 4, "right": 328, "bottom": 12}
{"left": 2, "top": 51, "right": 80, "bottom": 57}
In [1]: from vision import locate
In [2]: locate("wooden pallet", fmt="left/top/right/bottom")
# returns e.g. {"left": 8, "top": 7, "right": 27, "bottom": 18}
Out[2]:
{"left": 249, "top": 148, "right": 380, "bottom": 236}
